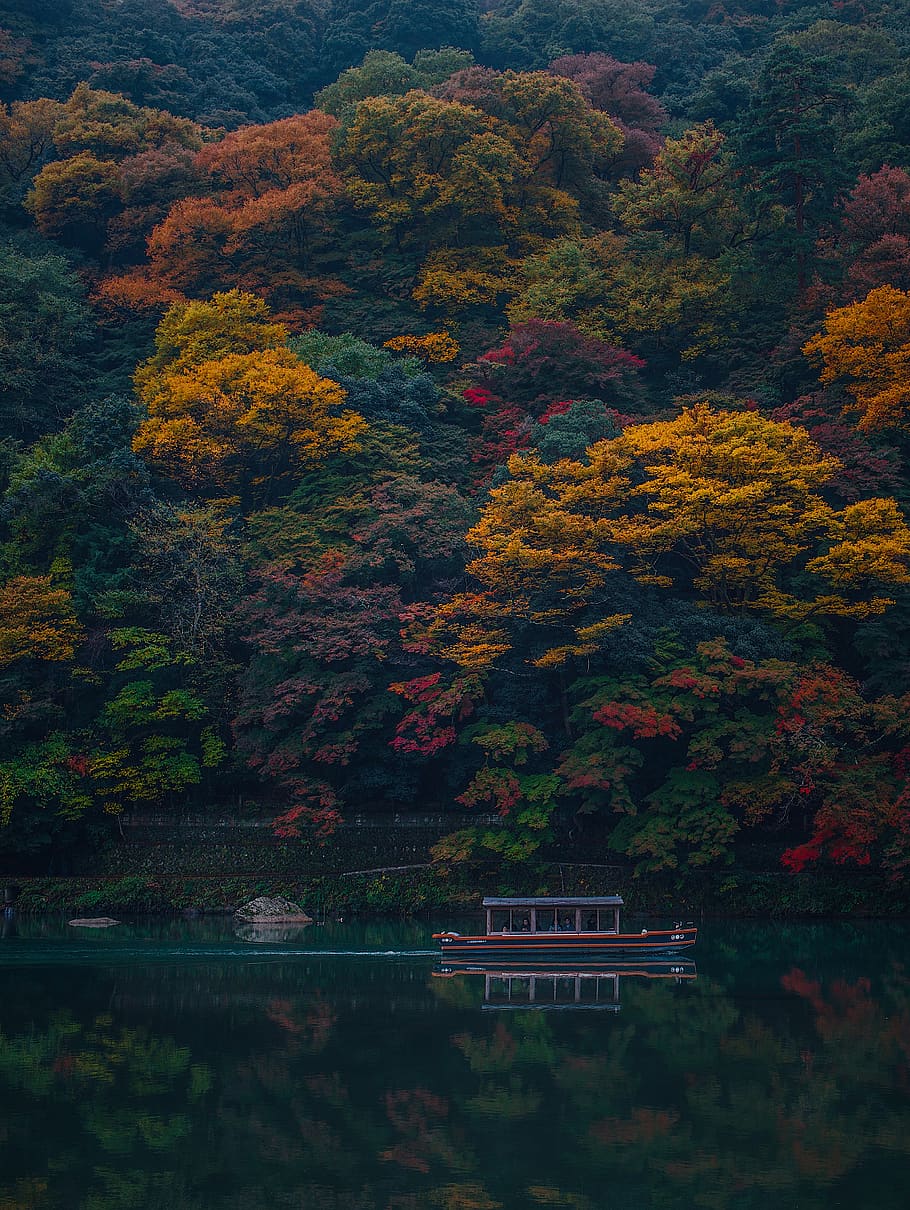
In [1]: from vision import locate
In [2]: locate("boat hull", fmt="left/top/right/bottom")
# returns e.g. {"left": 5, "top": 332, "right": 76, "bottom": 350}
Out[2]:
{"left": 433, "top": 926, "right": 697, "bottom": 958}
{"left": 436, "top": 958, "right": 697, "bottom": 977}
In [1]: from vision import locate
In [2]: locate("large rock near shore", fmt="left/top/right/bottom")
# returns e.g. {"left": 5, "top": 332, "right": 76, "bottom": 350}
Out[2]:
{"left": 234, "top": 896, "right": 312, "bottom": 923}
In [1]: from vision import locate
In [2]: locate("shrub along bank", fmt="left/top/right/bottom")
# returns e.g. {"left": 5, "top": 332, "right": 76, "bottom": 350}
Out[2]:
{"left": 8, "top": 862, "right": 908, "bottom": 918}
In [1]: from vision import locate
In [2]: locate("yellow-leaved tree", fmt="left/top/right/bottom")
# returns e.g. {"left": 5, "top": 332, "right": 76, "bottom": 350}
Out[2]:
{"left": 428, "top": 403, "right": 910, "bottom": 671}
{"left": 0, "top": 576, "right": 83, "bottom": 669}
{"left": 600, "top": 405, "right": 910, "bottom": 618}
{"left": 334, "top": 73, "right": 623, "bottom": 315}
{"left": 133, "top": 291, "right": 367, "bottom": 493}
{"left": 804, "top": 285, "right": 910, "bottom": 430}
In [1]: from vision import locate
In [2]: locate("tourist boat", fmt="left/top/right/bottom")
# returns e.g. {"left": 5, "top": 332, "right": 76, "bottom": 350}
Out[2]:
{"left": 432, "top": 896, "right": 697, "bottom": 959}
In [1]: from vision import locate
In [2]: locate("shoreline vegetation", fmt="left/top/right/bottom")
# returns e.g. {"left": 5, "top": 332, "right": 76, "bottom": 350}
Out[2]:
{"left": 9, "top": 864, "right": 909, "bottom": 919}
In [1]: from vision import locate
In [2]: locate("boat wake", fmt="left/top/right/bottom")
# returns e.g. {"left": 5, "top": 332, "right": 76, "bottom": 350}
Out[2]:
{"left": 1, "top": 944, "right": 440, "bottom": 965}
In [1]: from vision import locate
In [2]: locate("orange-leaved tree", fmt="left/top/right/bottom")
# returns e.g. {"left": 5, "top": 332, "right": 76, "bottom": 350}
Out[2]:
{"left": 98, "top": 111, "right": 344, "bottom": 323}
{"left": 0, "top": 98, "right": 65, "bottom": 207}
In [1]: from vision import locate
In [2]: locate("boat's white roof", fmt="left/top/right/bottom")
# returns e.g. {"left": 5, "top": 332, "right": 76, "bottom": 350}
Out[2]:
{"left": 482, "top": 896, "right": 624, "bottom": 907}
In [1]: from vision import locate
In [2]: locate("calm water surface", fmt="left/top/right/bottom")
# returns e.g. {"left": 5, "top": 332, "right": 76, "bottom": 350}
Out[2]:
{"left": 1, "top": 915, "right": 908, "bottom": 1209}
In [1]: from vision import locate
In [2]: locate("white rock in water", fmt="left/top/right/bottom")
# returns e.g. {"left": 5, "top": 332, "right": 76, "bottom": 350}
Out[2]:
{"left": 234, "top": 895, "right": 312, "bottom": 923}
{"left": 68, "top": 917, "right": 120, "bottom": 928}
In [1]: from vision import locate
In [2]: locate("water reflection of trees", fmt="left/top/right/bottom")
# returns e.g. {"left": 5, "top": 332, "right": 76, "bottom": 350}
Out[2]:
{"left": 1, "top": 948, "right": 909, "bottom": 1209}
{"left": 0, "top": 1011, "right": 211, "bottom": 1210}
{"left": 442, "top": 969, "right": 910, "bottom": 1210}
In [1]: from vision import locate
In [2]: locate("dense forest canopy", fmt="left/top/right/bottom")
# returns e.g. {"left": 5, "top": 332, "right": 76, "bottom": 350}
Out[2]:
{"left": 3, "top": 0, "right": 910, "bottom": 879}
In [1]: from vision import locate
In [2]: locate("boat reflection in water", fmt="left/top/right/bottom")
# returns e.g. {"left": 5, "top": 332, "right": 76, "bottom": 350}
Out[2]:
{"left": 434, "top": 957, "right": 696, "bottom": 1010}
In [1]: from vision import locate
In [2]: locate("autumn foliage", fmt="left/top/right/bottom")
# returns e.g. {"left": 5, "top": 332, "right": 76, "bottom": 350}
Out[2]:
{"left": 5, "top": 7, "right": 910, "bottom": 885}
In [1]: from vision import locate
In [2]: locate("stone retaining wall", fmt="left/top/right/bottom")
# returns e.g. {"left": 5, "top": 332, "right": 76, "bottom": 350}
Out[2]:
{"left": 91, "top": 813, "right": 505, "bottom": 877}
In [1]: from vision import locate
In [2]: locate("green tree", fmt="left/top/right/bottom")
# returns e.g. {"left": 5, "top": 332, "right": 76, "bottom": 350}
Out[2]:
{"left": 89, "top": 629, "right": 224, "bottom": 816}
{"left": 612, "top": 122, "right": 749, "bottom": 258}
{"left": 732, "top": 40, "right": 851, "bottom": 293}
{"left": 0, "top": 239, "right": 96, "bottom": 438}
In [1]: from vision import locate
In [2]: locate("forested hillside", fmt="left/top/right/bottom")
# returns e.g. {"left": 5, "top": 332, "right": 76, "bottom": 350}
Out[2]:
{"left": 3, "top": 0, "right": 910, "bottom": 881}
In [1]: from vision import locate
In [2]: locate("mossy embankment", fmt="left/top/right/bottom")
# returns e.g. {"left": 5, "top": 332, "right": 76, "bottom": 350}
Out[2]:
{"left": 6, "top": 815, "right": 907, "bottom": 918}
{"left": 9, "top": 864, "right": 908, "bottom": 919}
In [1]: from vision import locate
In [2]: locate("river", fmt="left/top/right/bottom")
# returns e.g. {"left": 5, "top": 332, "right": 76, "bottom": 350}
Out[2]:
{"left": 1, "top": 915, "right": 908, "bottom": 1209}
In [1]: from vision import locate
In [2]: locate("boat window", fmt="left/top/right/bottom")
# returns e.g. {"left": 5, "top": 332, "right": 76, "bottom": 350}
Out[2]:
{"left": 486, "top": 975, "right": 522, "bottom": 1004}
{"left": 581, "top": 911, "right": 598, "bottom": 932}
{"left": 557, "top": 911, "right": 576, "bottom": 932}
{"left": 536, "top": 909, "right": 555, "bottom": 933}
{"left": 598, "top": 909, "right": 618, "bottom": 933}
{"left": 556, "top": 976, "right": 577, "bottom": 1002}
{"left": 491, "top": 910, "right": 511, "bottom": 933}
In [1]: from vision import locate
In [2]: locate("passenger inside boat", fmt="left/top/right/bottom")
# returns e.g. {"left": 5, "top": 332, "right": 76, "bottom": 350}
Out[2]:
{"left": 483, "top": 899, "right": 625, "bottom": 938}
